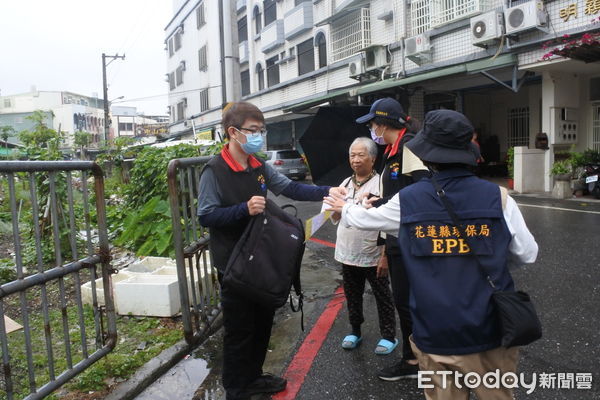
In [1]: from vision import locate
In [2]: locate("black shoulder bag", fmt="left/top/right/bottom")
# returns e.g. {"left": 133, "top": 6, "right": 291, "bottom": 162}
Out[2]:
{"left": 224, "top": 199, "right": 305, "bottom": 328}
{"left": 430, "top": 175, "right": 542, "bottom": 348}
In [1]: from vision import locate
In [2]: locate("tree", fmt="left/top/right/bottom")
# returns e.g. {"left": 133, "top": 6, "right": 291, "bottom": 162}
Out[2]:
{"left": 18, "top": 110, "right": 63, "bottom": 160}
{"left": 74, "top": 131, "right": 92, "bottom": 160}
{"left": 0, "top": 125, "right": 16, "bottom": 157}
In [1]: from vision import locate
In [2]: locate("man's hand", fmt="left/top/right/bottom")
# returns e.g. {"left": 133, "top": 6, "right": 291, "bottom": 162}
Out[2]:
{"left": 376, "top": 253, "right": 389, "bottom": 278}
{"left": 328, "top": 186, "right": 348, "bottom": 199}
{"left": 357, "top": 193, "right": 380, "bottom": 209}
{"left": 323, "top": 195, "right": 346, "bottom": 213}
{"left": 247, "top": 195, "right": 266, "bottom": 216}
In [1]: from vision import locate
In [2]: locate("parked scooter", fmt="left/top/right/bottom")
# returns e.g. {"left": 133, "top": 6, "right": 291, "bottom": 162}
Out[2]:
{"left": 583, "top": 164, "right": 600, "bottom": 199}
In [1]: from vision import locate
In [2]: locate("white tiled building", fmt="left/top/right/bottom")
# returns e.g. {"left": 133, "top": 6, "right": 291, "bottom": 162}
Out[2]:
{"left": 166, "top": 0, "right": 600, "bottom": 192}
{"left": 0, "top": 90, "right": 106, "bottom": 147}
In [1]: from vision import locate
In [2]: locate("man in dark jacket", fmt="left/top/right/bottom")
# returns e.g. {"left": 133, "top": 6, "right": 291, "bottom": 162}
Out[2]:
{"left": 326, "top": 110, "right": 538, "bottom": 399}
{"left": 197, "top": 101, "right": 346, "bottom": 400}
{"left": 356, "top": 98, "right": 429, "bottom": 380}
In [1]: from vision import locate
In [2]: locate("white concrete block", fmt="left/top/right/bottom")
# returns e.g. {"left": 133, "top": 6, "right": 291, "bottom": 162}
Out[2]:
{"left": 153, "top": 266, "right": 202, "bottom": 305}
{"left": 81, "top": 271, "right": 134, "bottom": 307}
{"left": 125, "top": 256, "right": 176, "bottom": 273}
{"left": 114, "top": 275, "right": 181, "bottom": 317}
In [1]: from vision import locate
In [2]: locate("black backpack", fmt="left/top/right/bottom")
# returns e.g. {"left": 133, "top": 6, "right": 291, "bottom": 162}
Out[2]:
{"left": 223, "top": 198, "right": 305, "bottom": 313}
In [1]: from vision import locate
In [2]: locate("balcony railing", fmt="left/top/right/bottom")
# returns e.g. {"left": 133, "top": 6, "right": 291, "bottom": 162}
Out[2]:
{"left": 239, "top": 40, "right": 249, "bottom": 64}
{"left": 261, "top": 20, "right": 285, "bottom": 53}
{"left": 284, "top": 2, "right": 314, "bottom": 40}
{"left": 330, "top": 8, "right": 371, "bottom": 62}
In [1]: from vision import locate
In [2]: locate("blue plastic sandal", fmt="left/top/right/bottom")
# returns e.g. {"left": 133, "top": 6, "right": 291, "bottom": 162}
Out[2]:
{"left": 341, "top": 335, "right": 362, "bottom": 349}
{"left": 374, "top": 338, "right": 398, "bottom": 355}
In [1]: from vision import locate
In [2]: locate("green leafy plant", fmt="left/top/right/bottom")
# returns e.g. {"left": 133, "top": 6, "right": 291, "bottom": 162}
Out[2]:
{"left": 73, "top": 131, "right": 92, "bottom": 160}
{"left": 506, "top": 147, "right": 514, "bottom": 179}
{"left": 550, "top": 160, "right": 571, "bottom": 176}
{"left": 114, "top": 196, "right": 174, "bottom": 257}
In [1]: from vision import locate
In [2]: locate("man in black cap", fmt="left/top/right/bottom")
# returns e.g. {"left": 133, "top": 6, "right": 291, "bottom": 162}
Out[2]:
{"left": 356, "top": 97, "right": 428, "bottom": 380}
{"left": 325, "top": 110, "right": 538, "bottom": 400}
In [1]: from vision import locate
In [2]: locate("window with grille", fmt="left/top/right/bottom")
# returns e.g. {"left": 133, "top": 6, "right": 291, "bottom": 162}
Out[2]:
{"left": 176, "top": 101, "right": 185, "bottom": 122}
{"left": 264, "top": 0, "right": 277, "bottom": 26}
{"left": 254, "top": 6, "right": 262, "bottom": 34}
{"left": 118, "top": 122, "right": 134, "bottom": 131}
{"left": 168, "top": 37, "right": 174, "bottom": 57}
{"left": 241, "top": 70, "right": 250, "bottom": 96}
{"left": 316, "top": 32, "right": 327, "bottom": 68}
{"left": 266, "top": 56, "right": 280, "bottom": 87}
{"left": 330, "top": 8, "right": 371, "bottom": 62}
{"left": 3, "top": 99, "right": 11, "bottom": 108}
{"left": 169, "top": 72, "right": 176, "bottom": 90}
{"left": 411, "top": 0, "right": 431, "bottom": 35}
{"left": 198, "top": 46, "right": 208, "bottom": 71}
{"left": 431, "top": 0, "right": 484, "bottom": 27}
{"left": 297, "top": 38, "right": 315, "bottom": 76}
{"left": 196, "top": 3, "right": 206, "bottom": 28}
{"left": 199, "top": 88, "right": 209, "bottom": 112}
{"left": 507, "top": 106, "right": 530, "bottom": 147}
{"left": 238, "top": 16, "right": 248, "bottom": 42}
{"left": 174, "top": 30, "right": 182, "bottom": 51}
{"left": 176, "top": 65, "right": 184, "bottom": 86}
{"left": 593, "top": 103, "right": 600, "bottom": 151}
{"left": 256, "top": 63, "right": 265, "bottom": 90}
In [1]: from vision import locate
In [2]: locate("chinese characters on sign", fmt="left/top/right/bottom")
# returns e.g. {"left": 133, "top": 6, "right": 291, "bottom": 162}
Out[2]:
{"left": 413, "top": 224, "right": 490, "bottom": 254}
{"left": 560, "top": 0, "right": 600, "bottom": 22}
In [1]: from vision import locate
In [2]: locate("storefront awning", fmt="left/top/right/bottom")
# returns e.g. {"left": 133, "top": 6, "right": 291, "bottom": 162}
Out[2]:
{"left": 282, "top": 87, "right": 354, "bottom": 113}
{"left": 354, "top": 53, "right": 517, "bottom": 96}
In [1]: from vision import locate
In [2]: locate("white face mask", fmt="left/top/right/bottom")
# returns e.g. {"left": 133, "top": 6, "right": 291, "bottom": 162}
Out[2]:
{"left": 370, "top": 126, "right": 385, "bottom": 145}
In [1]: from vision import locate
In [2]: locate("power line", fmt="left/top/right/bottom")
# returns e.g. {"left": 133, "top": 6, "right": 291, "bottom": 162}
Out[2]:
{"left": 112, "top": 85, "right": 222, "bottom": 103}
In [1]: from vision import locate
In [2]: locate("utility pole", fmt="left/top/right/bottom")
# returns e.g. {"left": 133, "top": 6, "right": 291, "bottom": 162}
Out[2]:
{"left": 102, "top": 53, "right": 125, "bottom": 145}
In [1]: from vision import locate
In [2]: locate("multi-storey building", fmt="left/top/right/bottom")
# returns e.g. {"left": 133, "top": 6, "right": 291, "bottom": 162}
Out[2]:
{"left": 166, "top": 0, "right": 600, "bottom": 192}
{"left": 0, "top": 90, "right": 107, "bottom": 147}
{"left": 110, "top": 106, "right": 169, "bottom": 139}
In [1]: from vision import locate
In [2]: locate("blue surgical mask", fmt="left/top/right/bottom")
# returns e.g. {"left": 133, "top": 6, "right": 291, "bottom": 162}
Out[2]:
{"left": 237, "top": 133, "right": 264, "bottom": 154}
{"left": 370, "top": 127, "right": 385, "bottom": 145}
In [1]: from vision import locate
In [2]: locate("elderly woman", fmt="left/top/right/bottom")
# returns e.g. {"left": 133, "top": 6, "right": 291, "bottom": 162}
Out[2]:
{"left": 329, "top": 137, "right": 397, "bottom": 354}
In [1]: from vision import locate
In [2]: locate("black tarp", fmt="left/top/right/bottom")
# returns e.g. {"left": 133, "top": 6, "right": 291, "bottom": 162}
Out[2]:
{"left": 299, "top": 106, "right": 386, "bottom": 186}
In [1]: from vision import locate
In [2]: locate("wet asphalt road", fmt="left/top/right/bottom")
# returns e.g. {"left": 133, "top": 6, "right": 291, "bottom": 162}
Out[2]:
{"left": 269, "top": 191, "right": 600, "bottom": 400}
{"left": 139, "top": 188, "right": 600, "bottom": 400}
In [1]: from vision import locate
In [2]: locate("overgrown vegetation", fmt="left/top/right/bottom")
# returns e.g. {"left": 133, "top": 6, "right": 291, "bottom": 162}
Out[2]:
{"left": 109, "top": 142, "right": 222, "bottom": 257}
{"left": 1, "top": 119, "right": 223, "bottom": 398}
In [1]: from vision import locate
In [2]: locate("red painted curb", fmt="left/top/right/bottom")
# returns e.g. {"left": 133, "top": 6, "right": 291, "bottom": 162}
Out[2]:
{"left": 308, "top": 237, "right": 336, "bottom": 248}
{"left": 272, "top": 286, "right": 346, "bottom": 400}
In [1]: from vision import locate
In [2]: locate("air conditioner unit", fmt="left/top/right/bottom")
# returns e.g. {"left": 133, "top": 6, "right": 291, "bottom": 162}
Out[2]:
{"left": 364, "top": 46, "right": 389, "bottom": 71}
{"left": 348, "top": 59, "right": 365, "bottom": 79}
{"left": 470, "top": 11, "right": 505, "bottom": 47}
{"left": 504, "top": 0, "right": 548, "bottom": 35}
{"left": 404, "top": 34, "right": 432, "bottom": 65}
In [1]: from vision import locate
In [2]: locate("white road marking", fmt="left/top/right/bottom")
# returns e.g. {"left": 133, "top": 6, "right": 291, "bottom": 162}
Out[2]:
{"left": 517, "top": 203, "right": 600, "bottom": 215}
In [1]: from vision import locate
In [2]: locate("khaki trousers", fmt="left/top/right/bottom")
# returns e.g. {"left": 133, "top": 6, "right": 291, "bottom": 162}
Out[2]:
{"left": 410, "top": 336, "right": 519, "bottom": 400}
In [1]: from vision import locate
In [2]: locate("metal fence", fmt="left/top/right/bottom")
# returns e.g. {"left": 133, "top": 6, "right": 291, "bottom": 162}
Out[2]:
{"left": 0, "top": 161, "right": 116, "bottom": 400}
{"left": 167, "top": 156, "right": 221, "bottom": 344}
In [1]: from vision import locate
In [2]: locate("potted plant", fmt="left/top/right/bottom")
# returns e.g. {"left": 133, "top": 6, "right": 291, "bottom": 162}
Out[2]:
{"left": 550, "top": 160, "right": 571, "bottom": 181}
{"left": 506, "top": 147, "right": 514, "bottom": 189}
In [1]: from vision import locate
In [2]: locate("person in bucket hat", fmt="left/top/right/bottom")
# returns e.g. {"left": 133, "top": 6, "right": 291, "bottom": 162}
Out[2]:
{"left": 355, "top": 98, "right": 428, "bottom": 380}
{"left": 325, "top": 109, "right": 538, "bottom": 400}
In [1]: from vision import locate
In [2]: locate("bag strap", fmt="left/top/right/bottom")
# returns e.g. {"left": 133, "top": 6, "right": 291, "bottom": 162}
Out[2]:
{"left": 430, "top": 175, "right": 497, "bottom": 290}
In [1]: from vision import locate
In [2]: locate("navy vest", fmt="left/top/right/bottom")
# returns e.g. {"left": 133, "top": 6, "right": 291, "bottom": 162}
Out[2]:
{"left": 398, "top": 169, "right": 513, "bottom": 355}
{"left": 205, "top": 154, "right": 267, "bottom": 271}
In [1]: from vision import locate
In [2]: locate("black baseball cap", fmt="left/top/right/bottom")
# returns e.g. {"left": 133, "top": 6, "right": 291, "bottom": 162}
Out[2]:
{"left": 405, "top": 110, "right": 479, "bottom": 166}
{"left": 356, "top": 97, "right": 406, "bottom": 124}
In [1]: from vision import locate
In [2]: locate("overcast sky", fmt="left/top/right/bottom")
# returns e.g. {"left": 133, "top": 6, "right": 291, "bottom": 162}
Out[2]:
{"left": 0, "top": 0, "right": 172, "bottom": 115}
